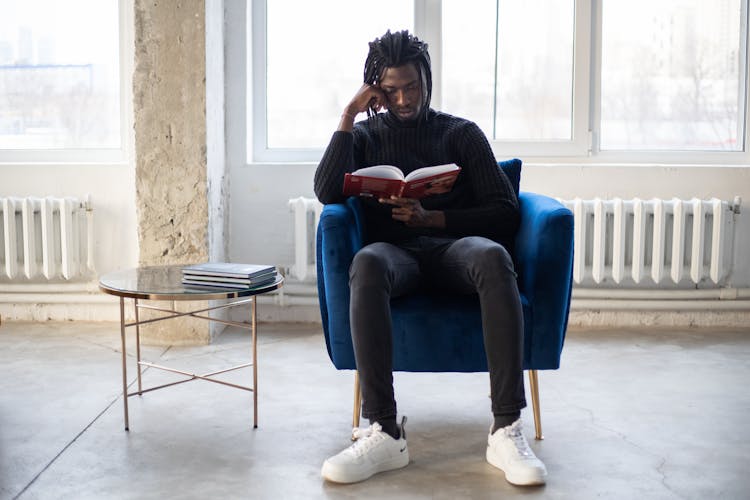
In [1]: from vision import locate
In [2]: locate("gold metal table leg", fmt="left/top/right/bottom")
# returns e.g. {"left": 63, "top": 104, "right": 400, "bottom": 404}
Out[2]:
{"left": 252, "top": 297, "right": 258, "bottom": 429}
{"left": 119, "top": 297, "right": 129, "bottom": 431}
{"left": 134, "top": 298, "right": 142, "bottom": 394}
{"left": 117, "top": 294, "right": 264, "bottom": 431}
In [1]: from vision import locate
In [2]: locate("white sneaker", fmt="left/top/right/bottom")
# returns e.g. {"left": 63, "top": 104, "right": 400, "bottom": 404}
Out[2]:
{"left": 486, "top": 418, "right": 547, "bottom": 486}
{"left": 321, "top": 417, "right": 409, "bottom": 484}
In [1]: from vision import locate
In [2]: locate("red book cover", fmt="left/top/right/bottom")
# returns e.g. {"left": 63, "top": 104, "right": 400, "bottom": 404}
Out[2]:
{"left": 342, "top": 164, "right": 461, "bottom": 199}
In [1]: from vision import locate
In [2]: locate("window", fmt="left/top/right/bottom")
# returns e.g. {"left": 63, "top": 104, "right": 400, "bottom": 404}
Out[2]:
{"left": 253, "top": 0, "right": 412, "bottom": 161}
{"left": 250, "top": 0, "right": 749, "bottom": 163}
{"left": 600, "top": 0, "right": 744, "bottom": 152}
{"left": 0, "top": 0, "right": 125, "bottom": 162}
{"left": 443, "top": 0, "right": 576, "bottom": 142}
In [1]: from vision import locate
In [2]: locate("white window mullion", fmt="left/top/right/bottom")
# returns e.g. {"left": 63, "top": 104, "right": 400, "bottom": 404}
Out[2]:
{"left": 119, "top": 0, "right": 135, "bottom": 164}
{"left": 250, "top": 0, "right": 267, "bottom": 163}
{"left": 589, "top": 0, "right": 603, "bottom": 156}
{"left": 572, "top": 0, "right": 593, "bottom": 156}
{"left": 414, "top": 0, "right": 442, "bottom": 109}
{"left": 739, "top": 0, "right": 749, "bottom": 152}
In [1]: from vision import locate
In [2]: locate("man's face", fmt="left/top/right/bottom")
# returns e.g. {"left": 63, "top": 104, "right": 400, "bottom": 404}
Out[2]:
{"left": 379, "top": 63, "right": 423, "bottom": 122}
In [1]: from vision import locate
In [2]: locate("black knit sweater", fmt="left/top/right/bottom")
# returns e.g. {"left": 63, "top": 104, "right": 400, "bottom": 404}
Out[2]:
{"left": 314, "top": 109, "right": 519, "bottom": 249}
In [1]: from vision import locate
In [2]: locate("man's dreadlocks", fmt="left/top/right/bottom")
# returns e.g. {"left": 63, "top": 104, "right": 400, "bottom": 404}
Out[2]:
{"left": 363, "top": 30, "right": 432, "bottom": 120}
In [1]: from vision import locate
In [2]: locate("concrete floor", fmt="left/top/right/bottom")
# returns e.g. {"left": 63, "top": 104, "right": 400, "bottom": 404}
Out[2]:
{"left": 0, "top": 321, "right": 748, "bottom": 500}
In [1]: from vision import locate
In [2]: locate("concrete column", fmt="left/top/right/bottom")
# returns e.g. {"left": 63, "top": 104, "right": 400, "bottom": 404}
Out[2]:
{"left": 133, "top": 0, "right": 210, "bottom": 345}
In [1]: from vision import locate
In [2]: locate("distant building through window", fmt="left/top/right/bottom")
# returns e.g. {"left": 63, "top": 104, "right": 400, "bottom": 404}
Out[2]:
{"left": 600, "top": 0, "right": 743, "bottom": 151}
{"left": 0, "top": 0, "right": 121, "bottom": 154}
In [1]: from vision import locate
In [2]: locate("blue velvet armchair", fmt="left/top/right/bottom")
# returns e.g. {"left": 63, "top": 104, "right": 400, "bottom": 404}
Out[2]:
{"left": 315, "top": 160, "right": 574, "bottom": 439}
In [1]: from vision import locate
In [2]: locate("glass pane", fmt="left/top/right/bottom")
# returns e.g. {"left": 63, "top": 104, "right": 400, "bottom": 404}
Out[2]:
{"left": 601, "top": 0, "right": 744, "bottom": 151}
{"left": 443, "top": 0, "right": 575, "bottom": 141}
{"left": 442, "top": 0, "right": 496, "bottom": 135}
{"left": 0, "top": 0, "right": 121, "bottom": 150}
{"left": 266, "top": 1, "right": 413, "bottom": 149}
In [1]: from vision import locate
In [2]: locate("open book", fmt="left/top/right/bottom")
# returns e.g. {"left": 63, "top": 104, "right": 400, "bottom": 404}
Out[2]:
{"left": 342, "top": 163, "right": 461, "bottom": 199}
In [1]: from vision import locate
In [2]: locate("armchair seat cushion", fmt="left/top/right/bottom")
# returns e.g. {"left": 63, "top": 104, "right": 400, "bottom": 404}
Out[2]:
{"left": 326, "top": 293, "right": 536, "bottom": 373}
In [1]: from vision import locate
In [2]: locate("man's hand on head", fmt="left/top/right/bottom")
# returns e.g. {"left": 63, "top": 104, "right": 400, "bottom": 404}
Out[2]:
{"left": 379, "top": 196, "right": 446, "bottom": 228}
{"left": 350, "top": 84, "right": 388, "bottom": 115}
{"left": 338, "top": 84, "right": 388, "bottom": 132}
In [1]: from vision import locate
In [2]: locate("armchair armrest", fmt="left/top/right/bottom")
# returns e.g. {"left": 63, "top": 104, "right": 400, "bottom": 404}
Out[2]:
{"left": 514, "top": 192, "right": 575, "bottom": 367}
{"left": 316, "top": 198, "right": 365, "bottom": 364}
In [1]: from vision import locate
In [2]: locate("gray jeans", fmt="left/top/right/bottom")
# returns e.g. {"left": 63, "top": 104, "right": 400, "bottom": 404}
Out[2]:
{"left": 349, "top": 235, "right": 527, "bottom": 422}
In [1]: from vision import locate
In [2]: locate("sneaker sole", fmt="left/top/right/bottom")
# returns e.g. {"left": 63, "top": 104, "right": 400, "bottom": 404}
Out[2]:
{"left": 486, "top": 447, "right": 546, "bottom": 486}
{"left": 322, "top": 452, "right": 410, "bottom": 484}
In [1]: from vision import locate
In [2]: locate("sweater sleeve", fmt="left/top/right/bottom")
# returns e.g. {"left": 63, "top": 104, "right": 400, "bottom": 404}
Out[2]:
{"left": 441, "top": 122, "right": 520, "bottom": 244}
{"left": 314, "top": 131, "right": 355, "bottom": 204}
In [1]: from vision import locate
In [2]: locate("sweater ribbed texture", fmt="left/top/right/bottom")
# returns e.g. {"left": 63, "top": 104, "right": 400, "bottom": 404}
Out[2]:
{"left": 314, "top": 109, "right": 519, "bottom": 248}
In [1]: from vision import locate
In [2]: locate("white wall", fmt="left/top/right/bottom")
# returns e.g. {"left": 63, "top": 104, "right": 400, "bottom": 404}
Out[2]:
{"left": 0, "top": 163, "right": 138, "bottom": 321}
{"left": 229, "top": 163, "right": 315, "bottom": 266}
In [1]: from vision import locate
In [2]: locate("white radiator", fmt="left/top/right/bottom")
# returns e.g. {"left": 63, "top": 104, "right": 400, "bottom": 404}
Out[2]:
{"left": 288, "top": 196, "right": 322, "bottom": 282}
{"left": 0, "top": 196, "right": 94, "bottom": 281}
{"left": 561, "top": 197, "right": 741, "bottom": 287}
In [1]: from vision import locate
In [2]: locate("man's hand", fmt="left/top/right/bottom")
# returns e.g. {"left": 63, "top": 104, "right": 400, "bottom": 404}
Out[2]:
{"left": 338, "top": 84, "right": 388, "bottom": 132}
{"left": 348, "top": 84, "right": 388, "bottom": 115}
{"left": 380, "top": 196, "right": 446, "bottom": 228}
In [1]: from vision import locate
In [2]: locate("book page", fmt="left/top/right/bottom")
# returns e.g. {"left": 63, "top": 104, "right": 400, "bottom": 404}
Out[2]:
{"left": 403, "top": 163, "right": 459, "bottom": 182}
{"left": 401, "top": 167, "right": 461, "bottom": 198}
{"left": 350, "top": 165, "right": 404, "bottom": 180}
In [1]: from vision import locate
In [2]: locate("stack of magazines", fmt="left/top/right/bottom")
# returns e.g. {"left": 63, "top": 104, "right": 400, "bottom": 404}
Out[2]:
{"left": 181, "top": 263, "right": 277, "bottom": 289}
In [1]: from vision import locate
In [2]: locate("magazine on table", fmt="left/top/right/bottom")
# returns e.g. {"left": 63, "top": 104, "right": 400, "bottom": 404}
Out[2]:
{"left": 182, "top": 262, "right": 276, "bottom": 279}
{"left": 181, "top": 274, "right": 277, "bottom": 289}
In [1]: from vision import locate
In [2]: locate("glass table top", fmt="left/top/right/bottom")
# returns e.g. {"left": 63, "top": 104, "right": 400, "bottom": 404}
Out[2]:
{"left": 99, "top": 265, "right": 284, "bottom": 300}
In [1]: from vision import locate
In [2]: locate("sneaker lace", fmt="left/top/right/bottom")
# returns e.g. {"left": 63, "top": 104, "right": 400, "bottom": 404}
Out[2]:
{"left": 348, "top": 423, "right": 387, "bottom": 457}
{"left": 507, "top": 424, "right": 534, "bottom": 458}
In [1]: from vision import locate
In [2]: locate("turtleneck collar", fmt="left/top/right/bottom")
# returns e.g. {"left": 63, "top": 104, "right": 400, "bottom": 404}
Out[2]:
{"left": 382, "top": 108, "right": 434, "bottom": 129}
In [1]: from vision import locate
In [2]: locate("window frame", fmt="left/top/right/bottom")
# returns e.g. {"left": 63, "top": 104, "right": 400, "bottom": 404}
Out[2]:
{"left": 247, "top": 0, "right": 750, "bottom": 165}
{"left": 0, "top": 0, "right": 132, "bottom": 165}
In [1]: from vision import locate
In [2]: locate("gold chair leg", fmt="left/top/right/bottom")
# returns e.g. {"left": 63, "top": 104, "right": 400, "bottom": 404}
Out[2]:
{"left": 528, "top": 370, "right": 543, "bottom": 440}
{"left": 352, "top": 371, "right": 362, "bottom": 440}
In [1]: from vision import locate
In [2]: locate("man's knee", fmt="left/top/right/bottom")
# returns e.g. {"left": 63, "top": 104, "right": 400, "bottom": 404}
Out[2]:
{"left": 467, "top": 238, "right": 515, "bottom": 278}
{"left": 350, "top": 245, "right": 390, "bottom": 284}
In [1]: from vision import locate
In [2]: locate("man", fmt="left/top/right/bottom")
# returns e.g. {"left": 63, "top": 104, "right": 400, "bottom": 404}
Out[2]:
{"left": 314, "top": 30, "right": 547, "bottom": 486}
